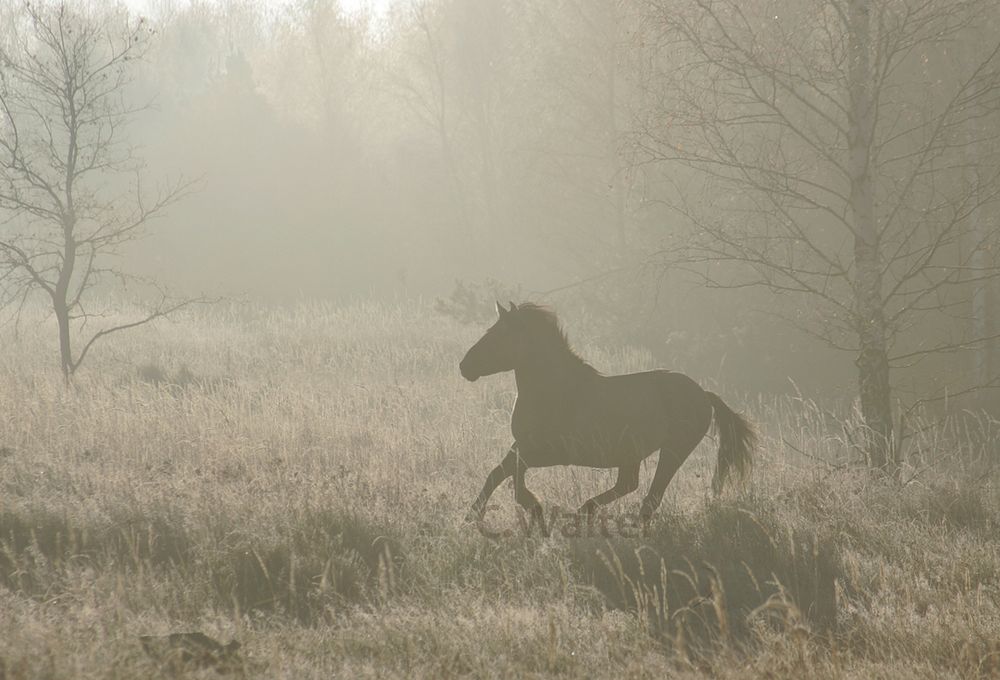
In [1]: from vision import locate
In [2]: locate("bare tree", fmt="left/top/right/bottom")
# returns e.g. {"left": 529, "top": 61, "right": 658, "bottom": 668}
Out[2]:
{"left": 638, "top": 0, "right": 1000, "bottom": 469}
{"left": 530, "top": 0, "right": 642, "bottom": 256}
{"left": 389, "top": 0, "right": 527, "bottom": 268}
{"left": 0, "top": 2, "right": 199, "bottom": 378}
{"left": 388, "top": 2, "right": 472, "bottom": 252}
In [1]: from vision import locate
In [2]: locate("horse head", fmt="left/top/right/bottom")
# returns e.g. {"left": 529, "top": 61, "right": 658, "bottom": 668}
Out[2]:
{"left": 459, "top": 301, "right": 521, "bottom": 381}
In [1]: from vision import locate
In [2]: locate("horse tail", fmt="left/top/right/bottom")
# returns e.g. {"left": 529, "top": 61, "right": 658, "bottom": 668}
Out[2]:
{"left": 706, "top": 392, "right": 757, "bottom": 495}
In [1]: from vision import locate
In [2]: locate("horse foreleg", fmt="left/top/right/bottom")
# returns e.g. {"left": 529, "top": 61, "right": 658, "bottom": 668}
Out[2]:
{"left": 512, "top": 454, "right": 544, "bottom": 522}
{"left": 467, "top": 444, "right": 518, "bottom": 521}
{"left": 639, "top": 448, "right": 688, "bottom": 522}
{"left": 578, "top": 462, "right": 640, "bottom": 517}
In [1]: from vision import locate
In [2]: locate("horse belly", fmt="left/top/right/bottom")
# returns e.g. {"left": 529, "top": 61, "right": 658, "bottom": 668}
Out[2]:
{"left": 572, "top": 429, "right": 659, "bottom": 467}
{"left": 519, "top": 425, "right": 660, "bottom": 468}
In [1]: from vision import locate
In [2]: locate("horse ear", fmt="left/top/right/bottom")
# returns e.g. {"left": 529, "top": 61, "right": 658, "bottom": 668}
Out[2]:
{"left": 496, "top": 301, "right": 507, "bottom": 318}
{"left": 508, "top": 302, "right": 518, "bottom": 312}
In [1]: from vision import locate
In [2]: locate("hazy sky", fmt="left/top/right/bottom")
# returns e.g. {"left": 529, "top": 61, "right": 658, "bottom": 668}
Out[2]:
{"left": 123, "top": 0, "right": 395, "bottom": 18}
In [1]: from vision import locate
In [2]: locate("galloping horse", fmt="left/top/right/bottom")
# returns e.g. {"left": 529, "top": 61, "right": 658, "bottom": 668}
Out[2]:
{"left": 460, "top": 302, "right": 756, "bottom": 521}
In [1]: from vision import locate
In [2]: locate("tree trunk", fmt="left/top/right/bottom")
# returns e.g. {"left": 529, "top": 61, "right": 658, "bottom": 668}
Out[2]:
{"left": 473, "top": 97, "right": 502, "bottom": 260}
{"left": 853, "top": 256, "right": 893, "bottom": 468}
{"left": 55, "top": 301, "right": 73, "bottom": 379}
{"left": 603, "top": 10, "right": 626, "bottom": 253}
{"left": 848, "top": 0, "right": 894, "bottom": 469}
{"left": 54, "top": 222, "right": 77, "bottom": 380}
{"left": 961, "top": 41, "right": 993, "bottom": 401}
{"left": 970, "top": 169, "right": 991, "bottom": 387}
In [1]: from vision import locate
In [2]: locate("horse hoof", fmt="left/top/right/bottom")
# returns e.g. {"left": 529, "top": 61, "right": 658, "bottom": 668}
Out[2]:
{"left": 638, "top": 504, "right": 656, "bottom": 523}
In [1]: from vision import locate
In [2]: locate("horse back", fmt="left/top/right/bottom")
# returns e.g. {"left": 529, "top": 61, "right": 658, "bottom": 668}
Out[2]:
{"left": 594, "top": 369, "right": 711, "bottom": 432}
{"left": 513, "top": 369, "right": 712, "bottom": 468}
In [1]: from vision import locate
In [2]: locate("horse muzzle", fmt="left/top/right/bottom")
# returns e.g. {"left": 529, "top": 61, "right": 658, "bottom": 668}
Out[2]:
{"left": 459, "top": 360, "right": 479, "bottom": 382}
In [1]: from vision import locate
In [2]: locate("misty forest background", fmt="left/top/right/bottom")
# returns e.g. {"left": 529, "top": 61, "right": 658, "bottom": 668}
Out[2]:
{"left": 4, "top": 0, "right": 999, "bottom": 417}
{"left": 3, "top": 0, "right": 1000, "bottom": 677}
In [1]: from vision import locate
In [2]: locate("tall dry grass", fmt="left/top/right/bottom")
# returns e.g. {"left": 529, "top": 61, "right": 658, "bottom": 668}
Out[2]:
{"left": 0, "top": 301, "right": 998, "bottom": 678}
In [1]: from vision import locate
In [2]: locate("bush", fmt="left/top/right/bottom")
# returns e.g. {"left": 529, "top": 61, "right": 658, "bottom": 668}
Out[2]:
{"left": 569, "top": 498, "right": 839, "bottom": 659}
{"left": 209, "top": 512, "right": 404, "bottom": 624}
{"left": 435, "top": 279, "right": 523, "bottom": 325}
{"left": 0, "top": 506, "right": 404, "bottom": 624}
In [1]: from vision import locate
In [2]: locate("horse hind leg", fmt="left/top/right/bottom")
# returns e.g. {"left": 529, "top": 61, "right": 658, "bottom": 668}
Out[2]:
{"left": 639, "top": 443, "right": 698, "bottom": 522}
{"left": 578, "top": 462, "right": 640, "bottom": 517}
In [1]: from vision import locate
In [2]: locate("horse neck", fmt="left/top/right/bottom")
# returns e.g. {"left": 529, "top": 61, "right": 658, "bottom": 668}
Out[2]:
{"left": 514, "top": 344, "right": 591, "bottom": 396}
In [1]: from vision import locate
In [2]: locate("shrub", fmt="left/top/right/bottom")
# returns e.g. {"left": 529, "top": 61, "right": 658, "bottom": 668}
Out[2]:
{"left": 569, "top": 498, "right": 839, "bottom": 659}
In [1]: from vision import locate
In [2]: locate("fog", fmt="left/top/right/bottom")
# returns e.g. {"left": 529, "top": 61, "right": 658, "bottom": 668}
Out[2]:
{"left": 5, "top": 2, "right": 1000, "bottom": 674}
{"left": 2, "top": 0, "right": 999, "bottom": 411}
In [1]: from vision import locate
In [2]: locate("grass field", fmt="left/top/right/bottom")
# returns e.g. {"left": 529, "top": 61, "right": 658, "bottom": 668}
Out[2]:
{"left": 1, "top": 301, "right": 999, "bottom": 678}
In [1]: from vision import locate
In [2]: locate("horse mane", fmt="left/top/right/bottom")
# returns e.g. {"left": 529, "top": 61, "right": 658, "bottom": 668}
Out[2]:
{"left": 512, "top": 303, "right": 599, "bottom": 375}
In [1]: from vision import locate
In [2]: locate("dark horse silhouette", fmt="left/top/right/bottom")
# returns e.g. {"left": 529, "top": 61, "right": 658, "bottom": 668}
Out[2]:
{"left": 460, "top": 302, "right": 756, "bottom": 521}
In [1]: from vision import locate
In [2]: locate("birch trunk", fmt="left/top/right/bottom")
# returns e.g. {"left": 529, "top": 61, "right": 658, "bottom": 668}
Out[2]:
{"left": 848, "top": 0, "right": 894, "bottom": 468}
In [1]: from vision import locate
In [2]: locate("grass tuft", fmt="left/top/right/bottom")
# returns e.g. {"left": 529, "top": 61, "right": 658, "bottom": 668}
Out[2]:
{"left": 0, "top": 505, "right": 404, "bottom": 625}
{"left": 209, "top": 512, "right": 404, "bottom": 624}
{"left": 569, "top": 497, "right": 839, "bottom": 660}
